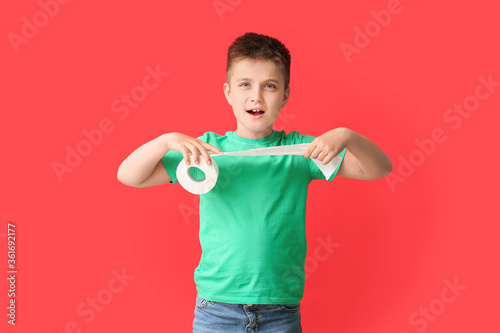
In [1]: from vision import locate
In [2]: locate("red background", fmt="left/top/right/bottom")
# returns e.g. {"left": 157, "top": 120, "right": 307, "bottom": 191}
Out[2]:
{"left": 2, "top": 0, "right": 499, "bottom": 332}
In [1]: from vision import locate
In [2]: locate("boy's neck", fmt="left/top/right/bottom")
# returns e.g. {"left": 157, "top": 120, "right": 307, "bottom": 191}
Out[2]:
{"left": 235, "top": 128, "right": 274, "bottom": 140}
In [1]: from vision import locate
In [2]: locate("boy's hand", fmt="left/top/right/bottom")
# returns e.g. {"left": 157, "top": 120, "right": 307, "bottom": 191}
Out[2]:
{"left": 304, "top": 127, "right": 352, "bottom": 165}
{"left": 165, "top": 132, "right": 223, "bottom": 165}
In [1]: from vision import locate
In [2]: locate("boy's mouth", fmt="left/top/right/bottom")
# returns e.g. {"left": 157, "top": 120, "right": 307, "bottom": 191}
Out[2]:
{"left": 246, "top": 109, "right": 265, "bottom": 119}
{"left": 246, "top": 109, "right": 265, "bottom": 115}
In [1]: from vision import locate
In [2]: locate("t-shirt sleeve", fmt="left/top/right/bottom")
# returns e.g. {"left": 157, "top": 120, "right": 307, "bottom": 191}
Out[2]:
{"left": 160, "top": 133, "right": 208, "bottom": 184}
{"left": 296, "top": 132, "right": 347, "bottom": 181}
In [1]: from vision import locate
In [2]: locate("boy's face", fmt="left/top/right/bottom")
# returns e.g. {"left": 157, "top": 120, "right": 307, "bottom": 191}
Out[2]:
{"left": 223, "top": 59, "right": 290, "bottom": 139}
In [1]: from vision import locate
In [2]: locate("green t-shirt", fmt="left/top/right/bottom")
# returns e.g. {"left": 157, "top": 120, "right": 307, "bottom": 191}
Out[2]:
{"left": 161, "top": 130, "right": 346, "bottom": 304}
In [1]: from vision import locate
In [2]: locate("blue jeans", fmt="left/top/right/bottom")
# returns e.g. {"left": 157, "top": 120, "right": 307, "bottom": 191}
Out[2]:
{"left": 193, "top": 294, "right": 302, "bottom": 333}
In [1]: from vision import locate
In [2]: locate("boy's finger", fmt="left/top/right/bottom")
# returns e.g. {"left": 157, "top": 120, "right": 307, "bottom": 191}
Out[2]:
{"left": 195, "top": 141, "right": 212, "bottom": 164}
{"left": 304, "top": 142, "right": 316, "bottom": 159}
{"left": 185, "top": 142, "right": 200, "bottom": 164}
{"left": 317, "top": 150, "right": 328, "bottom": 161}
{"left": 203, "top": 142, "right": 223, "bottom": 154}
{"left": 180, "top": 147, "right": 191, "bottom": 165}
{"left": 322, "top": 153, "right": 335, "bottom": 165}
{"left": 191, "top": 148, "right": 201, "bottom": 165}
{"left": 309, "top": 147, "right": 321, "bottom": 160}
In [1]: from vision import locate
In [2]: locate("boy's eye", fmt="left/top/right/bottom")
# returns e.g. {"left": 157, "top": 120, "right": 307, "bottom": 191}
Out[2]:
{"left": 239, "top": 82, "right": 250, "bottom": 87}
{"left": 265, "top": 84, "right": 276, "bottom": 88}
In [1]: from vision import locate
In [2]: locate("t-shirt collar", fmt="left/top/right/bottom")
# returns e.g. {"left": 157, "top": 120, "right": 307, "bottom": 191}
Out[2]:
{"left": 227, "top": 130, "right": 279, "bottom": 145}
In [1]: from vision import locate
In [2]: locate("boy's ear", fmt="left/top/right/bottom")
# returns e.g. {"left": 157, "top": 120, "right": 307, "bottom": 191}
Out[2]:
{"left": 223, "top": 82, "right": 232, "bottom": 105}
{"left": 282, "top": 86, "right": 290, "bottom": 107}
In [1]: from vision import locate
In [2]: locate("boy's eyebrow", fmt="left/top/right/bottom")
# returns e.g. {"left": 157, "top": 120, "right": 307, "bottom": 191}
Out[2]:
{"left": 236, "top": 78, "right": 281, "bottom": 85}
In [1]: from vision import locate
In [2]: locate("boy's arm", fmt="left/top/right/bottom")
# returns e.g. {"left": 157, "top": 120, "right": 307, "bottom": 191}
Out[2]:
{"left": 304, "top": 127, "right": 392, "bottom": 180}
{"left": 117, "top": 132, "right": 222, "bottom": 188}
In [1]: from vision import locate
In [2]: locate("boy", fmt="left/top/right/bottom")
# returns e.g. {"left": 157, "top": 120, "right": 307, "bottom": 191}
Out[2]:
{"left": 117, "top": 32, "right": 392, "bottom": 333}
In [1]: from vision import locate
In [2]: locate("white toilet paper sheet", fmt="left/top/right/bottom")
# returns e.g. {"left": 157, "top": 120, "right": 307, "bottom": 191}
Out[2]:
{"left": 176, "top": 143, "right": 342, "bottom": 195}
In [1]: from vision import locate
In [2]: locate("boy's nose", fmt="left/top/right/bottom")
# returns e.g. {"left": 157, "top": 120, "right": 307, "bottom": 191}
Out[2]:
{"left": 251, "top": 89, "right": 263, "bottom": 102}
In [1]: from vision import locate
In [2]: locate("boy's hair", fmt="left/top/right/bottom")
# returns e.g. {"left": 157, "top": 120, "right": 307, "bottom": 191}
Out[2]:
{"left": 226, "top": 32, "right": 291, "bottom": 90}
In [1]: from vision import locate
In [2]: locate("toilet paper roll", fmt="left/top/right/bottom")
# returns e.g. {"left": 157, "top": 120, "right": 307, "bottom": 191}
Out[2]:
{"left": 176, "top": 143, "right": 342, "bottom": 195}
{"left": 176, "top": 154, "right": 220, "bottom": 195}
